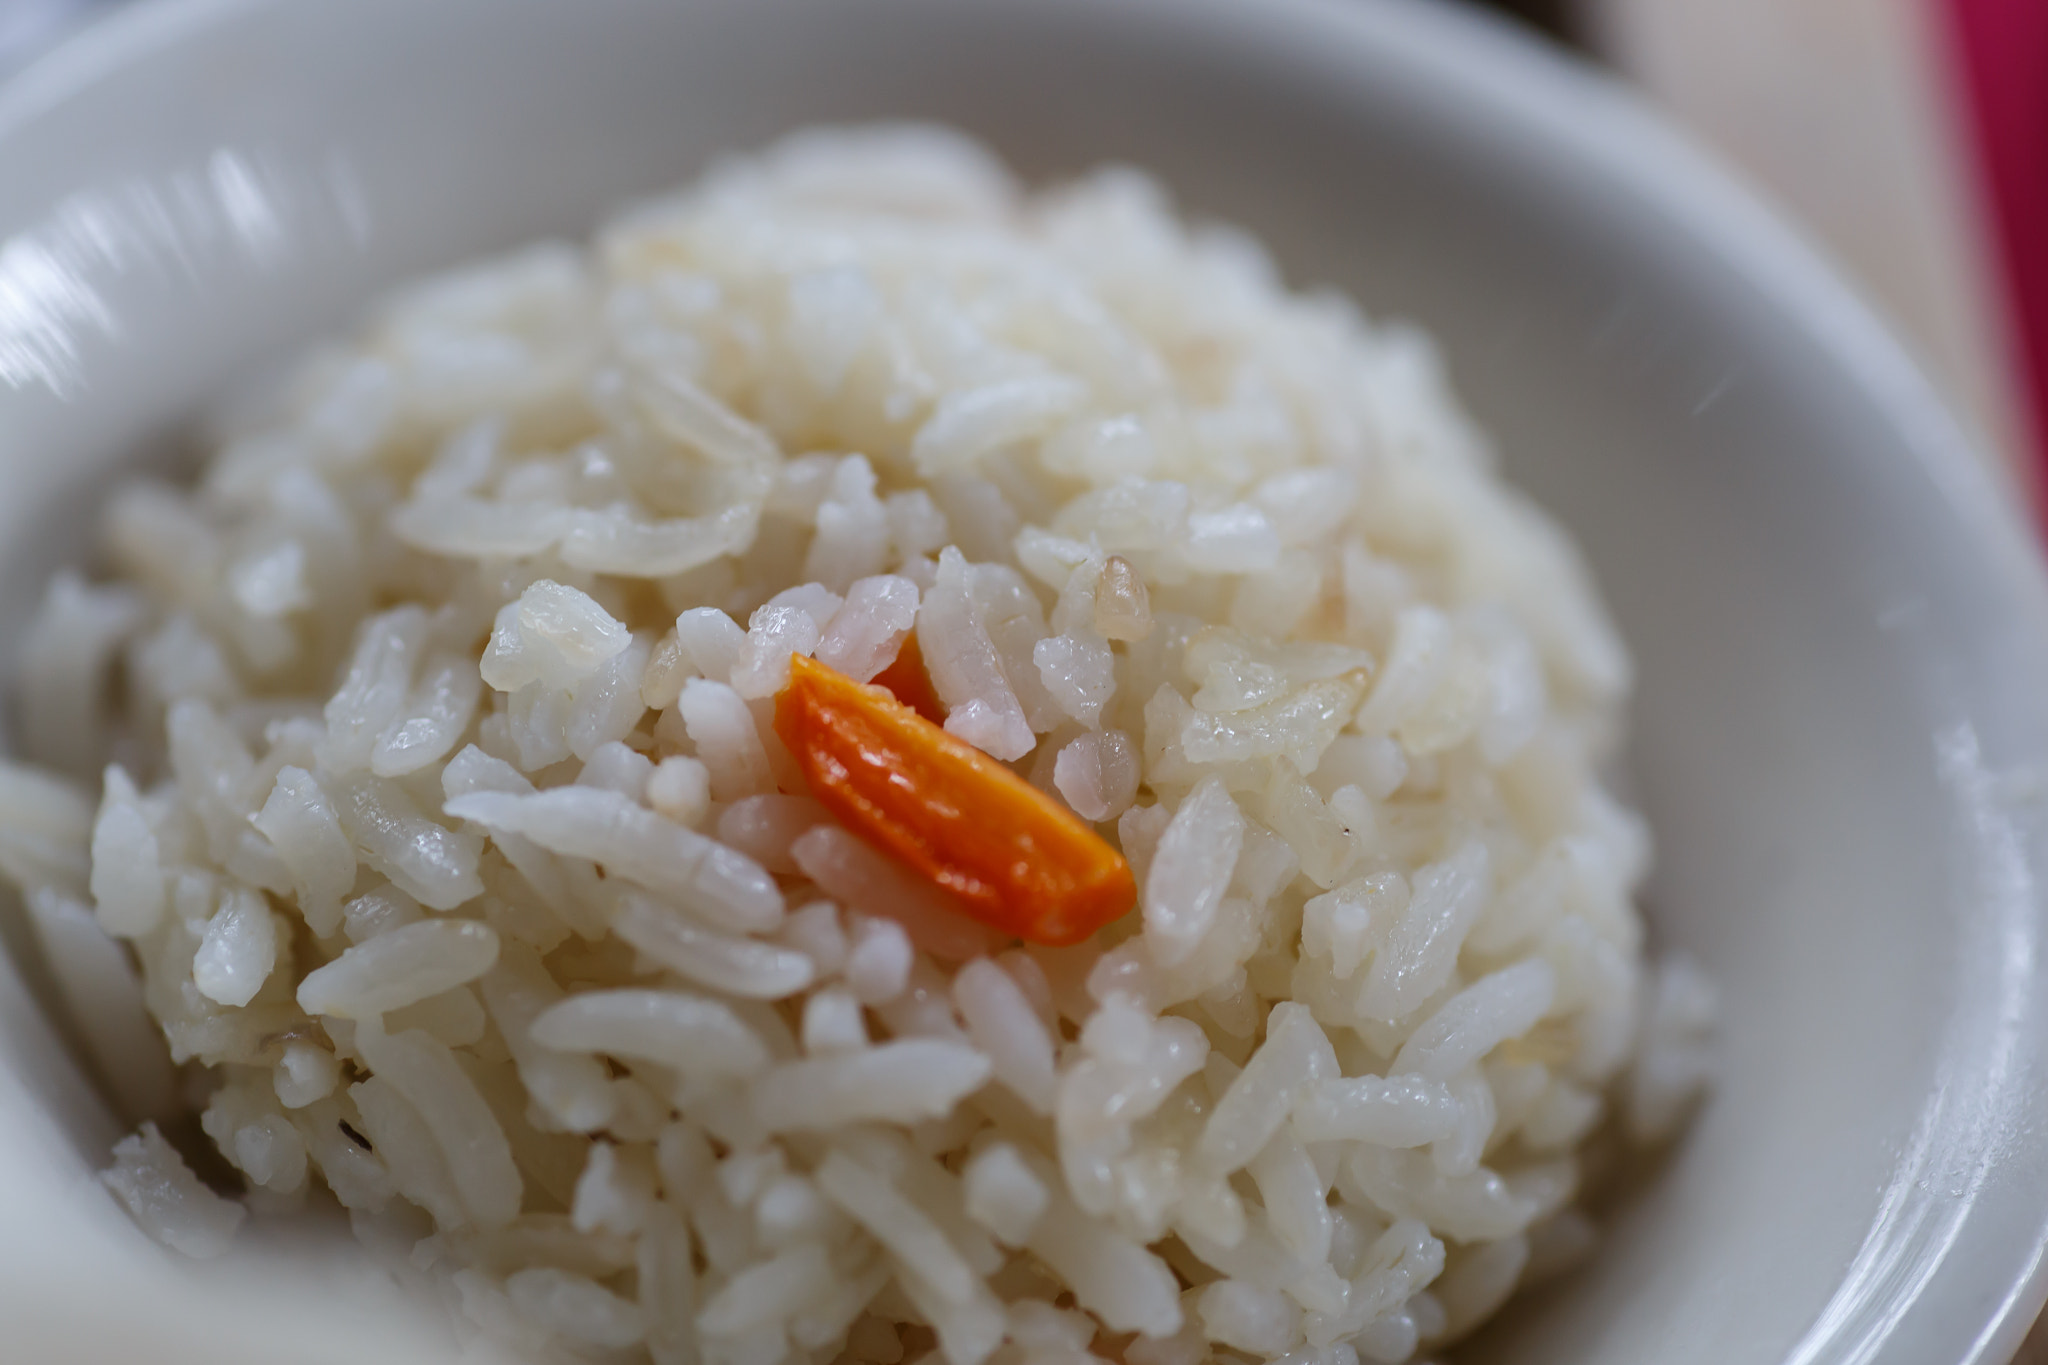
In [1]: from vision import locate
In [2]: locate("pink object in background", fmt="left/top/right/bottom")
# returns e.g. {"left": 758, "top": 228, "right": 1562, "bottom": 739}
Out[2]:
{"left": 1940, "top": 0, "right": 2048, "bottom": 516}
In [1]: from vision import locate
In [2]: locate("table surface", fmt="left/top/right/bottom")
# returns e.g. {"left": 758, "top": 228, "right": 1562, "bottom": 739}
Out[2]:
{"left": 1588, "top": 0, "right": 2028, "bottom": 493}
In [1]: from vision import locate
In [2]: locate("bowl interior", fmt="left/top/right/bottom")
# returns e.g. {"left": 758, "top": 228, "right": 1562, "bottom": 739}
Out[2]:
{"left": 3, "top": 1, "right": 2047, "bottom": 1362}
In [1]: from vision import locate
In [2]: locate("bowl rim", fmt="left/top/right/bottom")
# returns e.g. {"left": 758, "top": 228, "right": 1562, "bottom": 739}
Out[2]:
{"left": 2, "top": 0, "right": 2047, "bottom": 1361}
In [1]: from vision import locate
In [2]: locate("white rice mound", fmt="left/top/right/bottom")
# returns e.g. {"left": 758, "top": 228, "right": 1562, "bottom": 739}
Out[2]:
{"left": 0, "top": 126, "right": 1714, "bottom": 1365}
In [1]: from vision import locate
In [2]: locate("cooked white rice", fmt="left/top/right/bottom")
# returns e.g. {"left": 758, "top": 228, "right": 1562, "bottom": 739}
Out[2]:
{"left": 0, "top": 125, "right": 1711, "bottom": 1364}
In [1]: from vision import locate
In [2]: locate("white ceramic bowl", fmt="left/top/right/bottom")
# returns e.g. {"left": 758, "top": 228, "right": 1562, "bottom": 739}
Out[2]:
{"left": 3, "top": 1, "right": 2047, "bottom": 1361}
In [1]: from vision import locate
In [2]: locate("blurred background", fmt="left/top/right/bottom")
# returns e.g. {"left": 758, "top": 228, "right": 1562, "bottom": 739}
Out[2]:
{"left": 1502, "top": 0, "right": 2045, "bottom": 519}
{"left": 1, "top": 0, "right": 2040, "bottom": 509}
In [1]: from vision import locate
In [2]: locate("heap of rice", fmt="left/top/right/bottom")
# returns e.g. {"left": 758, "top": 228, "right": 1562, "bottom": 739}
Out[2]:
{"left": 0, "top": 126, "right": 1713, "bottom": 1364}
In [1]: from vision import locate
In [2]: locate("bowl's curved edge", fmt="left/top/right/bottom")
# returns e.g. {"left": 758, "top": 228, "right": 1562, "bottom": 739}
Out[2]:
{"left": 1241, "top": 1, "right": 2048, "bottom": 1361}
{"left": 0, "top": 0, "right": 264, "bottom": 135}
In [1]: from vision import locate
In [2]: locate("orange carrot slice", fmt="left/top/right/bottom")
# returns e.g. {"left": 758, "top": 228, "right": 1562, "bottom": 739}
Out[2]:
{"left": 870, "top": 630, "right": 946, "bottom": 725}
{"left": 774, "top": 652, "right": 1136, "bottom": 947}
